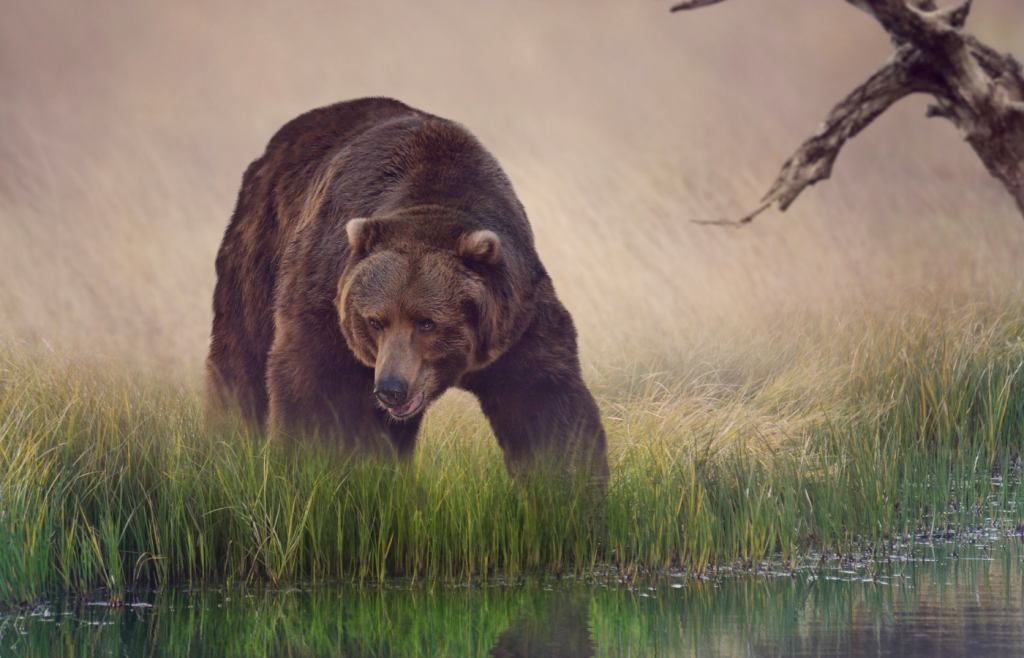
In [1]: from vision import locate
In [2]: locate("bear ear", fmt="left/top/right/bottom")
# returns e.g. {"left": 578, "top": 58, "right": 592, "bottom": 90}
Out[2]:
{"left": 458, "top": 230, "right": 502, "bottom": 266}
{"left": 346, "top": 218, "right": 379, "bottom": 259}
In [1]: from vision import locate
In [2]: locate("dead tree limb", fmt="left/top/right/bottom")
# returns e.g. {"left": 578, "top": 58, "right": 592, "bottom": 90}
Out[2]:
{"left": 675, "top": 0, "right": 1024, "bottom": 226}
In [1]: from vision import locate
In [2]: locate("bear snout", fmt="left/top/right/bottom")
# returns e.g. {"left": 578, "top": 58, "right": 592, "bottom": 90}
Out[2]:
{"left": 374, "top": 377, "right": 409, "bottom": 408}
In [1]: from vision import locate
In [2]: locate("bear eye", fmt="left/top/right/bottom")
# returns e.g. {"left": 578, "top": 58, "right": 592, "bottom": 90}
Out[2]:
{"left": 367, "top": 317, "right": 383, "bottom": 331}
{"left": 418, "top": 319, "right": 435, "bottom": 333}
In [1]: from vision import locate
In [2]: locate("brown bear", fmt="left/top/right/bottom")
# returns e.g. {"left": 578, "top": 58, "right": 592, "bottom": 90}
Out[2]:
{"left": 206, "top": 97, "right": 608, "bottom": 482}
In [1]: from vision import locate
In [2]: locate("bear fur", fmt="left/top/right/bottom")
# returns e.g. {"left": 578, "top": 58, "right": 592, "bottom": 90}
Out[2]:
{"left": 206, "top": 97, "right": 608, "bottom": 481}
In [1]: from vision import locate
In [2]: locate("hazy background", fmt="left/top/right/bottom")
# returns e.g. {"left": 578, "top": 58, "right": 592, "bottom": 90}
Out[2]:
{"left": 2, "top": 0, "right": 1023, "bottom": 375}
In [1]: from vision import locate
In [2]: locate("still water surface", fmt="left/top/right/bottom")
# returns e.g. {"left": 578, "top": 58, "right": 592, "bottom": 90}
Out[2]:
{"left": 3, "top": 538, "right": 1022, "bottom": 657}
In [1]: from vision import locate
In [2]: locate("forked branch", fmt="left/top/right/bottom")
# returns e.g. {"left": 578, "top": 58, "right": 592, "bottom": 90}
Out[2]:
{"left": 676, "top": 0, "right": 1024, "bottom": 226}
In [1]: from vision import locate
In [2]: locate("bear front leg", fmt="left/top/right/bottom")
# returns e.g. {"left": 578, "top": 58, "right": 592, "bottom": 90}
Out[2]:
{"left": 265, "top": 327, "right": 400, "bottom": 453}
{"left": 463, "top": 302, "right": 609, "bottom": 487}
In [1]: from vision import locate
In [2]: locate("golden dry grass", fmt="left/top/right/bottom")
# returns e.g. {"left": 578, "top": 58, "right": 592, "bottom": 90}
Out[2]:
{"left": 1, "top": 0, "right": 1023, "bottom": 404}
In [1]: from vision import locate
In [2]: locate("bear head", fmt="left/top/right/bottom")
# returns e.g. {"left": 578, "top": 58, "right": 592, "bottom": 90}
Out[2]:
{"left": 336, "top": 208, "right": 510, "bottom": 420}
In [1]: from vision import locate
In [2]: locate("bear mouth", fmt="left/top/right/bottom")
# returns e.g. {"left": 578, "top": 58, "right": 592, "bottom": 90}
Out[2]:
{"left": 386, "top": 390, "right": 425, "bottom": 419}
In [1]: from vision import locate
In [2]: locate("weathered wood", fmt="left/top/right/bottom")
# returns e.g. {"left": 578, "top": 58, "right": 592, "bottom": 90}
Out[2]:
{"left": 670, "top": 0, "right": 729, "bottom": 11}
{"left": 676, "top": 0, "right": 1024, "bottom": 225}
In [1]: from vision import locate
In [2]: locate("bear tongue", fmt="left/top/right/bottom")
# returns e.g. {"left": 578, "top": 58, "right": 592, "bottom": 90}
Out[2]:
{"left": 391, "top": 390, "right": 425, "bottom": 417}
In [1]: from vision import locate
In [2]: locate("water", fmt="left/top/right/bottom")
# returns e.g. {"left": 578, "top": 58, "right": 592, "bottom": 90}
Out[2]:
{"left": 3, "top": 538, "right": 1022, "bottom": 657}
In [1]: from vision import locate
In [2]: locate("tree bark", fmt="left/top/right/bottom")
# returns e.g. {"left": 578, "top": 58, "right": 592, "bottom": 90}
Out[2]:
{"left": 673, "top": 0, "right": 1024, "bottom": 225}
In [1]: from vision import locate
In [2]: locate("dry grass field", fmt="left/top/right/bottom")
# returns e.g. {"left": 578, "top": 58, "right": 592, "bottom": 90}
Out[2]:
{"left": 3, "top": 2, "right": 1024, "bottom": 600}
{"left": 2, "top": 0, "right": 1022, "bottom": 371}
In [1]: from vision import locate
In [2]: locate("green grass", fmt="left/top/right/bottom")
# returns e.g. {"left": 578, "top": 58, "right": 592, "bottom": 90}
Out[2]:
{"left": 2, "top": 300, "right": 1023, "bottom": 607}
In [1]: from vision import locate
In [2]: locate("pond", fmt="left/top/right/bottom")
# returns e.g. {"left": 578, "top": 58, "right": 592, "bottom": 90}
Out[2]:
{"left": 3, "top": 535, "right": 1023, "bottom": 657}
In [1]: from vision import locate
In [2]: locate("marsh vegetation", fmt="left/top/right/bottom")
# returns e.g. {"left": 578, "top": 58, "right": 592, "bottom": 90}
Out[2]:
{"left": 3, "top": 298, "right": 1023, "bottom": 605}
{"left": 2, "top": 0, "right": 1023, "bottom": 610}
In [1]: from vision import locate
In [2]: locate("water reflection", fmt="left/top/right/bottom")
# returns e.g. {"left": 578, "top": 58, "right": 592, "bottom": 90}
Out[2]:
{"left": 488, "top": 591, "right": 595, "bottom": 658}
{"left": 2, "top": 540, "right": 1022, "bottom": 657}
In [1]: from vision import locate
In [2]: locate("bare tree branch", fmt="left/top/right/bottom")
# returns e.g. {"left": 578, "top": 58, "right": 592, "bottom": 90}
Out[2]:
{"left": 676, "top": 0, "right": 1024, "bottom": 224}
{"left": 763, "top": 46, "right": 939, "bottom": 214}
{"left": 670, "top": 0, "right": 729, "bottom": 12}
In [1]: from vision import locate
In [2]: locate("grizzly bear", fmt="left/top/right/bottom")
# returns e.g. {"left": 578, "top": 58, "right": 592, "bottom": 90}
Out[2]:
{"left": 206, "top": 97, "right": 608, "bottom": 482}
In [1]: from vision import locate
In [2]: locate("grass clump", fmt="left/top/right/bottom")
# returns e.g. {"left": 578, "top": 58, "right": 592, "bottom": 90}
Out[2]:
{"left": 2, "top": 300, "right": 1023, "bottom": 606}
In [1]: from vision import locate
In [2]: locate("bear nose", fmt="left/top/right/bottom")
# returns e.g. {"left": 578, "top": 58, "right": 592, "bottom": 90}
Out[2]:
{"left": 374, "top": 377, "right": 409, "bottom": 408}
